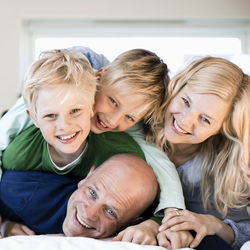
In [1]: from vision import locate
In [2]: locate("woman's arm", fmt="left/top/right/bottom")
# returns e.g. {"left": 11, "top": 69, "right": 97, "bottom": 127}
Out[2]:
{"left": 126, "top": 123, "right": 185, "bottom": 215}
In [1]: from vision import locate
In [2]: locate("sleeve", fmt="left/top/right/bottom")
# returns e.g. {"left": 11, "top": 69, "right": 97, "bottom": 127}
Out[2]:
{"left": 65, "top": 46, "right": 110, "bottom": 70}
{"left": 0, "top": 97, "right": 33, "bottom": 175}
{"left": 125, "top": 124, "right": 186, "bottom": 216}
{"left": 224, "top": 216, "right": 250, "bottom": 250}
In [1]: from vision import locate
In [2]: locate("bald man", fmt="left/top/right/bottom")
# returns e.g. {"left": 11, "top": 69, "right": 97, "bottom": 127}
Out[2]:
{"left": 0, "top": 154, "right": 158, "bottom": 238}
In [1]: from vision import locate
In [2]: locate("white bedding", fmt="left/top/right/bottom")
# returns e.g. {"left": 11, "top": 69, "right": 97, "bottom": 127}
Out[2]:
{"left": 0, "top": 235, "right": 248, "bottom": 250}
{"left": 0, "top": 235, "right": 194, "bottom": 250}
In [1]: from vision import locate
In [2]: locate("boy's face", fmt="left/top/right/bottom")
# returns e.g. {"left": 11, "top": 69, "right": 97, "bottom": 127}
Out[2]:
{"left": 91, "top": 84, "right": 147, "bottom": 134}
{"left": 32, "top": 84, "right": 91, "bottom": 160}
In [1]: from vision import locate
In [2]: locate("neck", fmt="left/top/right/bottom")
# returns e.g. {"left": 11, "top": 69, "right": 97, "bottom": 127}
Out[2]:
{"left": 48, "top": 142, "right": 86, "bottom": 167}
{"left": 168, "top": 143, "right": 200, "bottom": 168}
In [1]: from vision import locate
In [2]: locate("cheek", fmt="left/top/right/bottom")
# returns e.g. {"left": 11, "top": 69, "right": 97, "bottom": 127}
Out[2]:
{"left": 100, "top": 218, "right": 118, "bottom": 236}
{"left": 94, "top": 93, "right": 107, "bottom": 112}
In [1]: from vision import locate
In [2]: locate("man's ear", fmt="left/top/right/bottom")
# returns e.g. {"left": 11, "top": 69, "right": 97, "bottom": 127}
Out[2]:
{"left": 95, "top": 68, "right": 105, "bottom": 81}
{"left": 26, "top": 109, "right": 39, "bottom": 128}
{"left": 77, "top": 165, "right": 96, "bottom": 187}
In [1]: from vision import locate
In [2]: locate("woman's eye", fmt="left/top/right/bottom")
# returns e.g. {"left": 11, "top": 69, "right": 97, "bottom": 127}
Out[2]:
{"left": 182, "top": 97, "right": 190, "bottom": 107}
{"left": 109, "top": 97, "right": 117, "bottom": 105}
{"left": 125, "top": 115, "right": 135, "bottom": 122}
{"left": 201, "top": 116, "right": 210, "bottom": 125}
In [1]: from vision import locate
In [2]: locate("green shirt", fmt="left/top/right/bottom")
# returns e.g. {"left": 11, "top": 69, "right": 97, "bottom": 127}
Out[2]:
{"left": 2, "top": 125, "right": 145, "bottom": 177}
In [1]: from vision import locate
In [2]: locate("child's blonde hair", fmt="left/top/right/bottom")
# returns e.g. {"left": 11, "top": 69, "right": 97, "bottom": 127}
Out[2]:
{"left": 22, "top": 50, "right": 97, "bottom": 119}
{"left": 153, "top": 56, "right": 250, "bottom": 217}
{"left": 99, "top": 49, "right": 169, "bottom": 126}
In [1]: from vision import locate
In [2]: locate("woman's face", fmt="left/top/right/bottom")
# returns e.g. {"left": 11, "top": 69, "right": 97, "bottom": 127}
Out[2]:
{"left": 164, "top": 85, "right": 231, "bottom": 145}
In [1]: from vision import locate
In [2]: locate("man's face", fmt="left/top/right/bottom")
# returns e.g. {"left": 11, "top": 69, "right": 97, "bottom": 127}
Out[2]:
{"left": 63, "top": 161, "right": 144, "bottom": 238}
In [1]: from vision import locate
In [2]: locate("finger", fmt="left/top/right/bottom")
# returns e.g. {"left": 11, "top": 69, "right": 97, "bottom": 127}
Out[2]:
{"left": 157, "top": 231, "right": 172, "bottom": 249}
{"left": 171, "top": 221, "right": 195, "bottom": 232}
{"left": 114, "top": 230, "right": 134, "bottom": 242}
{"left": 21, "top": 225, "right": 35, "bottom": 235}
{"left": 112, "top": 231, "right": 126, "bottom": 241}
{"left": 160, "top": 211, "right": 185, "bottom": 231}
{"left": 190, "top": 233, "right": 204, "bottom": 248}
{"left": 131, "top": 232, "right": 157, "bottom": 245}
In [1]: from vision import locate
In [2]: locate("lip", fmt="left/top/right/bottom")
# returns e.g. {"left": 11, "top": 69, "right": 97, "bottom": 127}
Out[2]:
{"left": 94, "top": 114, "right": 111, "bottom": 132}
{"left": 74, "top": 211, "right": 95, "bottom": 231}
{"left": 56, "top": 131, "right": 80, "bottom": 144}
{"left": 171, "top": 117, "right": 190, "bottom": 136}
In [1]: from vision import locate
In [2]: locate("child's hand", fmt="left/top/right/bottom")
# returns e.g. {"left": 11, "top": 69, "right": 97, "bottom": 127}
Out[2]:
{"left": 2, "top": 219, "right": 35, "bottom": 237}
{"left": 157, "top": 229, "right": 194, "bottom": 249}
{"left": 112, "top": 219, "right": 159, "bottom": 245}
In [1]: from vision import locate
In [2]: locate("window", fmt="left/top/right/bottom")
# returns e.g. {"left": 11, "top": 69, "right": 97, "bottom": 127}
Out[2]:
{"left": 21, "top": 19, "right": 250, "bottom": 79}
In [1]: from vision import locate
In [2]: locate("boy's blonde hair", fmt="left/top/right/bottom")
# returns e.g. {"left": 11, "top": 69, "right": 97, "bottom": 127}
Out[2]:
{"left": 99, "top": 49, "right": 169, "bottom": 126}
{"left": 153, "top": 56, "right": 250, "bottom": 217}
{"left": 22, "top": 50, "right": 97, "bottom": 119}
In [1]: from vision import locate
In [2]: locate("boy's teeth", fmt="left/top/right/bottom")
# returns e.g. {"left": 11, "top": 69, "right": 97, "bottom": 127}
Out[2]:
{"left": 100, "top": 121, "right": 107, "bottom": 128}
{"left": 174, "top": 119, "right": 188, "bottom": 134}
{"left": 59, "top": 133, "right": 76, "bottom": 140}
{"left": 76, "top": 213, "right": 91, "bottom": 229}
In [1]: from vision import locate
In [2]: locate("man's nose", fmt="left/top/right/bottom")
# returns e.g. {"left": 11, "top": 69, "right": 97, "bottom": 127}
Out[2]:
{"left": 84, "top": 202, "right": 101, "bottom": 221}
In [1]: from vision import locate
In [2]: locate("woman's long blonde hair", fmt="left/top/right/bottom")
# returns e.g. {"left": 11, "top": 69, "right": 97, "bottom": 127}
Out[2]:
{"left": 150, "top": 57, "right": 250, "bottom": 217}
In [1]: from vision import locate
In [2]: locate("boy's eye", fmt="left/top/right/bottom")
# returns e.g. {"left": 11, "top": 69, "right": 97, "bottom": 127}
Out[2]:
{"left": 44, "top": 114, "right": 56, "bottom": 119}
{"left": 109, "top": 97, "right": 117, "bottom": 105}
{"left": 125, "top": 115, "right": 135, "bottom": 122}
{"left": 70, "top": 109, "right": 80, "bottom": 114}
{"left": 181, "top": 97, "right": 190, "bottom": 107}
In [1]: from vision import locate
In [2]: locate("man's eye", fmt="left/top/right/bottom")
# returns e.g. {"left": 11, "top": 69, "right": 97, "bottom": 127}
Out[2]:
{"left": 109, "top": 97, "right": 117, "bottom": 105}
{"left": 89, "top": 188, "right": 96, "bottom": 198}
{"left": 106, "top": 208, "right": 116, "bottom": 217}
{"left": 125, "top": 115, "right": 135, "bottom": 122}
{"left": 181, "top": 97, "right": 190, "bottom": 107}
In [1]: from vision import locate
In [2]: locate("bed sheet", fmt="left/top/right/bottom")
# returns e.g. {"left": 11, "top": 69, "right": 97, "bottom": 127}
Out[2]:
{"left": 0, "top": 235, "right": 194, "bottom": 250}
{"left": 0, "top": 235, "right": 248, "bottom": 250}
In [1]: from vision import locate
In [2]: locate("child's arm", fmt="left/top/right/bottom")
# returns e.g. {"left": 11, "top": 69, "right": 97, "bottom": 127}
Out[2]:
{"left": 0, "top": 97, "right": 33, "bottom": 171}
{"left": 126, "top": 123, "right": 185, "bottom": 215}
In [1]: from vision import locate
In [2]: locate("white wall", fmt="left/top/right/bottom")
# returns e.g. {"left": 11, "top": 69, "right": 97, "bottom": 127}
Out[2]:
{"left": 0, "top": 0, "right": 250, "bottom": 115}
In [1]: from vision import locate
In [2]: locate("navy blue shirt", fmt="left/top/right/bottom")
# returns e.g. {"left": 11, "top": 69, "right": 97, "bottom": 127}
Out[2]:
{"left": 0, "top": 170, "right": 80, "bottom": 234}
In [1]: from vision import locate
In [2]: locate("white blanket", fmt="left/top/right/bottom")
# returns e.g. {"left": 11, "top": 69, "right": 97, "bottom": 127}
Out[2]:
{"left": 0, "top": 235, "right": 194, "bottom": 250}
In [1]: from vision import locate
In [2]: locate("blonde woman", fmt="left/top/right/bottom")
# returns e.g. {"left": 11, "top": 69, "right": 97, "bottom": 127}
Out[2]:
{"left": 154, "top": 57, "right": 250, "bottom": 250}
